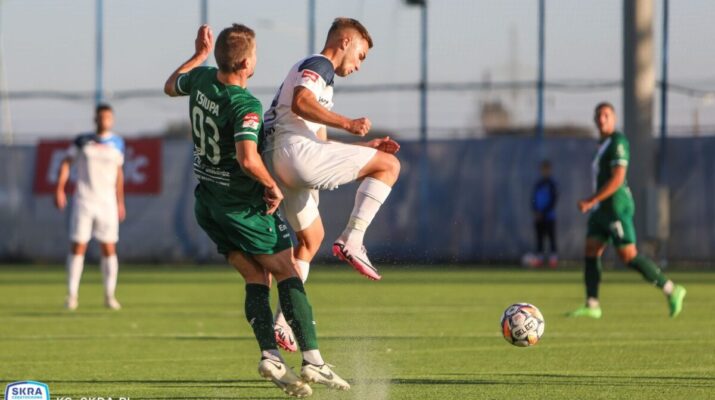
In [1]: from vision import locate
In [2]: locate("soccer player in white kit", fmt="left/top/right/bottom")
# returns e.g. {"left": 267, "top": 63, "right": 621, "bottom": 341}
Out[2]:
{"left": 263, "top": 18, "right": 400, "bottom": 351}
{"left": 54, "top": 104, "right": 126, "bottom": 311}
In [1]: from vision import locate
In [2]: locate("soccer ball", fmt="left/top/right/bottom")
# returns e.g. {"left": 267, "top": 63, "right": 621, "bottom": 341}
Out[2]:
{"left": 500, "top": 303, "right": 545, "bottom": 347}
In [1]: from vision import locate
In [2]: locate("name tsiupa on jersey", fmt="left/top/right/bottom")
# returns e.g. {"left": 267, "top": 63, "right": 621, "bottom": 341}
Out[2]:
{"left": 175, "top": 66, "right": 265, "bottom": 207}
{"left": 66, "top": 133, "right": 125, "bottom": 207}
{"left": 263, "top": 55, "right": 335, "bottom": 151}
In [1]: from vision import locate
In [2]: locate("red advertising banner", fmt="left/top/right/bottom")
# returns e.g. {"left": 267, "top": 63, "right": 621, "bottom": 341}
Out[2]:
{"left": 33, "top": 137, "right": 162, "bottom": 194}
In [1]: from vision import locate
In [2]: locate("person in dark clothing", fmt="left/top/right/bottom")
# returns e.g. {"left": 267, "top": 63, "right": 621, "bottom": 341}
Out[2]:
{"left": 530, "top": 160, "right": 558, "bottom": 268}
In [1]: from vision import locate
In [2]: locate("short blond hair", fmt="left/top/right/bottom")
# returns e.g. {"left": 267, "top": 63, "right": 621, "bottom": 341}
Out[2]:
{"left": 214, "top": 24, "right": 255, "bottom": 73}
{"left": 327, "top": 18, "right": 373, "bottom": 48}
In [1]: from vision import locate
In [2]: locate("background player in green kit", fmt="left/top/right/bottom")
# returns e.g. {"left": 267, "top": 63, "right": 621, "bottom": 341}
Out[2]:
{"left": 164, "top": 24, "right": 349, "bottom": 397}
{"left": 568, "top": 102, "right": 686, "bottom": 319}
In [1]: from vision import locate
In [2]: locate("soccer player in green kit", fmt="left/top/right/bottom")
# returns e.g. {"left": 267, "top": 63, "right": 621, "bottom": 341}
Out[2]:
{"left": 164, "top": 24, "right": 349, "bottom": 397}
{"left": 568, "top": 102, "right": 686, "bottom": 319}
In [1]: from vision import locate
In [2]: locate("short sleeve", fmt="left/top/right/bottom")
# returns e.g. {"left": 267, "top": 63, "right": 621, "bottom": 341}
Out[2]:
{"left": 65, "top": 143, "right": 78, "bottom": 160}
{"left": 295, "top": 56, "right": 335, "bottom": 97}
{"left": 66, "top": 134, "right": 88, "bottom": 160}
{"left": 175, "top": 66, "right": 211, "bottom": 96}
{"left": 115, "top": 138, "right": 126, "bottom": 166}
{"left": 610, "top": 136, "right": 630, "bottom": 168}
{"left": 233, "top": 102, "right": 263, "bottom": 143}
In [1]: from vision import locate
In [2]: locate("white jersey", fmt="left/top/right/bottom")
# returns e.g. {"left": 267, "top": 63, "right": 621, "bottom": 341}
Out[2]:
{"left": 263, "top": 54, "right": 335, "bottom": 151}
{"left": 66, "top": 132, "right": 125, "bottom": 208}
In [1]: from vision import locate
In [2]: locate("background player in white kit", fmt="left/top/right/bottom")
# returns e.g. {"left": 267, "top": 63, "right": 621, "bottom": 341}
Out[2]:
{"left": 54, "top": 104, "right": 126, "bottom": 311}
{"left": 263, "top": 18, "right": 400, "bottom": 351}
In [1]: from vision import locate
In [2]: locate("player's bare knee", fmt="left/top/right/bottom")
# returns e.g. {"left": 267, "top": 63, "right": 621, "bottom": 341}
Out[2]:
{"left": 100, "top": 243, "right": 116, "bottom": 257}
{"left": 377, "top": 153, "right": 400, "bottom": 184}
{"left": 619, "top": 246, "right": 637, "bottom": 263}
{"left": 387, "top": 153, "right": 401, "bottom": 179}
{"left": 71, "top": 242, "right": 88, "bottom": 255}
{"left": 584, "top": 241, "right": 604, "bottom": 258}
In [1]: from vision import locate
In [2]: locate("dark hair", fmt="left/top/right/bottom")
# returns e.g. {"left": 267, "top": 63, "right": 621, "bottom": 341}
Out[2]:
{"left": 95, "top": 103, "right": 112, "bottom": 114}
{"left": 594, "top": 102, "right": 615, "bottom": 114}
{"left": 540, "top": 159, "right": 552, "bottom": 169}
{"left": 214, "top": 24, "right": 255, "bottom": 73}
{"left": 327, "top": 17, "right": 373, "bottom": 48}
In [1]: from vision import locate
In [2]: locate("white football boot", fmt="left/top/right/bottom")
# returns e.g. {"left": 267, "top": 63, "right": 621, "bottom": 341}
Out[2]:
{"left": 332, "top": 240, "right": 381, "bottom": 281}
{"left": 274, "top": 319, "right": 298, "bottom": 352}
{"left": 105, "top": 296, "right": 122, "bottom": 310}
{"left": 65, "top": 295, "right": 78, "bottom": 311}
{"left": 258, "top": 358, "right": 312, "bottom": 398}
{"left": 301, "top": 363, "right": 351, "bottom": 391}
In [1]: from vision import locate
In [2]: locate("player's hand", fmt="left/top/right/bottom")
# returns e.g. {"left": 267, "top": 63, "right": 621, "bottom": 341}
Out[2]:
{"left": 54, "top": 190, "right": 67, "bottom": 211}
{"left": 195, "top": 24, "right": 214, "bottom": 60}
{"left": 263, "top": 185, "right": 284, "bottom": 215}
{"left": 347, "top": 117, "right": 371, "bottom": 136}
{"left": 118, "top": 203, "right": 126, "bottom": 222}
{"left": 365, "top": 136, "right": 401, "bottom": 154}
{"left": 578, "top": 198, "right": 596, "bottom": 214}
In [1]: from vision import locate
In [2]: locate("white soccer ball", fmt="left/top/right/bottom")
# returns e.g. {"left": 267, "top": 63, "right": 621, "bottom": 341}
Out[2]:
{"left": 500, "top": 303, "right": 545, "bottom": 347}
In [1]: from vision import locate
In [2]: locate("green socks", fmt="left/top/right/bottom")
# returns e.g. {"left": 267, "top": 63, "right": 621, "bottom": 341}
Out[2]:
{"left": 278, "top": 277, "right": 319, "bottom": 351}
{"left": 627, "top": 254, "right": 668, "bottom": 288}
{"left": 584, "top": 257, "right": 602, "bottom": 299}
{"left": 244, "top": 284, "right": 277, "bottom": 351}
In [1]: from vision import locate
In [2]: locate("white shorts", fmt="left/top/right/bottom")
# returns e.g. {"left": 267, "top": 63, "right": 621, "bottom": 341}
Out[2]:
{"left": 264, "top": 138, "right": 377, "bottom": 231}
{"left": 69, "top": 200, "right": 119, "bottom": 244}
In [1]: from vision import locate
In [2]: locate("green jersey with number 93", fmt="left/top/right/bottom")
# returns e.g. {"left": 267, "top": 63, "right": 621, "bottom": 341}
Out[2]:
{"left": 176, "top": 66, "right": 264, "bottom": 207}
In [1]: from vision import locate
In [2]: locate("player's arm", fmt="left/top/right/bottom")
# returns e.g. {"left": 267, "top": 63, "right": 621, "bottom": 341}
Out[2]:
{"left": 54, "top": 156, "right": 72, "bottom": 210}
{"left": 316, "top": 126, "right": 328, "bottom": 141}
{"left": 164, "top": 25, "right": 213, "bottom": 97}
{"left": 292, "top": 86, "right": 371, "bottom": 136}
{"left": 234, "top": 141, "right": 283, "bottom": 215}
{"left": 116, "top": 166, "right": 126, "bottom": 222}
{"left": 354, "top": 136, "right": 400, "bottom": 154}
{"left": 578, "top": 166, "right": 626, "bottom": 213}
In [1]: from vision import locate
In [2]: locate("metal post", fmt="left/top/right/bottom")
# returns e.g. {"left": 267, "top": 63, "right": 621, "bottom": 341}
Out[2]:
{"left": 536, "top": 0, "right": 545, "bottom": 145}
{"left": 0, "top": 0, "right": 14, "bottom": 144}
{"left": 200, "top": 0, "right": 208, "bottom": 65}
{"left": 658, "top": 0, "right": 668, "bottom": 184}
{"left": 95, "top": 0, "right": 104, "bottom": 105}
{"left": 419, "top": 1, "right": 428, "bottom": 144}
{"left": 623, "top": 0, "right": 656, "bottom": 248}
{"left": 308, "top": 0, "right": 316, "bottom": 55}
{"left": 200, "top": 0, "right": 208, "bottom": 25}
{"left": 418, "top": 1, "right": 430, "bottom": 248}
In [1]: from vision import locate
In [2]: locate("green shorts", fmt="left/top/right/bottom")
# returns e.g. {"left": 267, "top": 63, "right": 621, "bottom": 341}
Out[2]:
{"left": 194, "top": 189, "right": 292, "bottom": 256}
{"left": 586, "top": 209, "right": 636, "bottom": 248}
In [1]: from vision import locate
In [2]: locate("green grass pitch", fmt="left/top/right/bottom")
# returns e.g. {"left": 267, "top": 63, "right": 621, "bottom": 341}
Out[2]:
{"left": 1, "top": 265, "right": 714, "bottom": 399}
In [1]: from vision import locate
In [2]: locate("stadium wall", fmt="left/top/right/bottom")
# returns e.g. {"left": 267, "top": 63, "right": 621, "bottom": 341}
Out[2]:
{"left": 0, "top": 136, "right": 712, "bottom": 265}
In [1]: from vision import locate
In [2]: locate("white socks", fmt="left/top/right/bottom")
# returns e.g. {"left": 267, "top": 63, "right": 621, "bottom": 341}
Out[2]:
{"left": 296, "top": 259, "right": 310, "bottom": 283}
{"left": 302, "top": 349, "right": 325, "bottom": 366}
{"left": 101, "top": 255, "right": 119, "bottom": 299}
{"left": 262, "top": 349, "right": 283, "bottom": 362}
{"left": 586, "top": 297, "right": 600, "bottom": 308}
{"left": 340, "top": 177, "right": 392, "bottom": 248}
{"left": 663, "top": 280, "right": 674, "bottom": 296}
{"left": 66, "top": 254, "right": 85, "bottom": 298}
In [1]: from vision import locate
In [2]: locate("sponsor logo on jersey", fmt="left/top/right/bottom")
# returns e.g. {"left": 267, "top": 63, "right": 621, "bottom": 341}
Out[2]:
{"left": 5, "top": 381, "right": 50, "bottom": 400}
{"left": 242, "top": 113, "right": 260, "bottom": 130}
{"left": 301, "top": 69, "right": 320, "bottom": 82}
